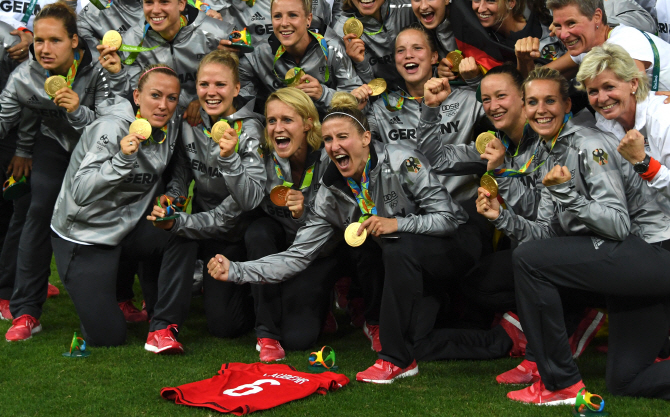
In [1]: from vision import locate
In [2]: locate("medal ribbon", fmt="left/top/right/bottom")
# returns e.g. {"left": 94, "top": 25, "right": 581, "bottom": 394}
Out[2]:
{"left": 380, "top": 91, "right": 422, "bottom": 112}
{"left": 20, "top": 0, "right": 39, "bottom": 23}
{"left": 346, "top": 155, "right": 377, "bottom": 222}
{"left": 46, "top": 50, "right": 82, "bottom": 89}
{"left": 272, "top": 155, "right": 315, "bottom": 189}
{"left": 124, "top": 16, "right": 187, "bottom": 65}
{"left": 135, "top": 109, "right": 168, "bottom": 144}
{"left": 638, "top": 30, "right": 660, "bottom": 92}
{"left": 272, "top": 31, "right": 330, "bottom": 84}
{"left": 89, "top": 0, "right": 112, "bottom": 9}
{"left": 202, "top": 119, "right": 242, "bottom": 153}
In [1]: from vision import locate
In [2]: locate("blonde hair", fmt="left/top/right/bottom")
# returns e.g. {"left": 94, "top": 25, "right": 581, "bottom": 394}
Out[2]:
{"left": 197, "top": 50, "right": 240, "bottom": 85}
{"left": 575, "top": 44, "right": 649, "bottom": 102}
{"left": 264, "top": 88, "right": 322, "bottom": 151}
{"left": 523, "top": 67, "right": 571, "bottom": 102}
{"left": 324, "top": 92, "right": 369, "bottom": 134}
{"left": 270, "top": 0, "right": 312, "bottom": 14}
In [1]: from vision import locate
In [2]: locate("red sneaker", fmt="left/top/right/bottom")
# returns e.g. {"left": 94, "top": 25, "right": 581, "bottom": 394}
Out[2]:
{"left": 256, "top": 338, "right": 285, "bottom": 362}
{"left": 500, "top": 312, "right": 527, "bottom": 357}
{"left": 569, "top": 308, "right": 606, "bottom": 358}
{"left": 321, "top": 311, "right": 338, "bottom": 334}
{"left": 118, "top": 300, "right": 149, "bottom": 323}
{"left": 0, "top": 299, "right": 12, "bottom": 321}
{"left": 363, "top": 322, "right": 381, "bottom": 352}
{"left": 144, "top": 324, "right": 183, "bottom": 354}
{"left": 356, "top": 359, "right": 419, "bottom": 384}
{"left": 5, "top": 314, "right": 41, "bottom": 342}
{"left": 496, "top": 359, "right": 540, "bottom": 385}
{"left": 47, "top": 283, "right": 59, "bottom": 298}
{"left": 508, "top": 379, "right": 585, "bottom": 405}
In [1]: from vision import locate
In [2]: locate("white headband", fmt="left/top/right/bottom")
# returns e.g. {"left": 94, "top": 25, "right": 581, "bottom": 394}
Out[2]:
{"left": 323, "top": 112, "right": 367, "bottom": 131}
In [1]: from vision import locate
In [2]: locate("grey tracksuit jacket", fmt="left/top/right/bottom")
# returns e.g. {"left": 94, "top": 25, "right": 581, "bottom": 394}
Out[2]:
{"left": 77, "top": 0, "right": 144, "bottom": 60}
{"left": 239, "top": 26, "right": 363, "bottom": 114}
{"left": 492, "top": 110, "right": 670, "bottom": 244}
{"left": 226, "top": 141, "right": 468, "bottom": 284}
{"left": 332, "top": 0, "right": 417, "bottom": 91}
{"left": 432, "top": 16, "right": 457, "bottom": 60}
{"left": 50, "top": 97, "right": 180, "bottom": 245}
{"left": 164, "top": 101, "right": 266, "bottom": 241}
{"left": 0, "top": 41, "right": 111, "bottom": 156}
{"left": 606, "top": 0, "right": 657, "bottom": 33}
{"left": 0, "top": 20, "right": 20, "bottom": 90}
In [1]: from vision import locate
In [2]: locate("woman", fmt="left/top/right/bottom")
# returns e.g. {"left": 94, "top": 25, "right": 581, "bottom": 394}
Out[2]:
{"left": 149, "top": 50, "right": 266, "bottom": 339}
{"left": 46, "top": 64, "right": 198, "bottom": 353}
{"left": 208, "top": 92, "right": 479, "bottom": 383}
{"left": 577, "top": 43, "right": 670, "bottom": 200}
{"left": 333, "top": 0, "right": 416, "bottom": 91}
{"left": 478, "top": 67, "right": 670, "bottom": 403}
{"left": 0, "top": 3, "right": 110, "bottom": 342}
{"left": 238, "top": 0, "right": 362, "bottom": 115}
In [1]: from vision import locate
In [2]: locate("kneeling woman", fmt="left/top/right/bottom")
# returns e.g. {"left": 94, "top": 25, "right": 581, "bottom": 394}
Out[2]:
{"left": 209, "top": 93, "right": 479, "bottom": 383}
{"left": 51, "top": 65, "right": 197, "bottom": 351}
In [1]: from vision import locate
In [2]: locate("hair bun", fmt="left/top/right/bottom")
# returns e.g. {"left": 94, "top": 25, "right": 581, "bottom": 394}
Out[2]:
{"left": 329, "top": 92, "right": 359, "bottom": 111}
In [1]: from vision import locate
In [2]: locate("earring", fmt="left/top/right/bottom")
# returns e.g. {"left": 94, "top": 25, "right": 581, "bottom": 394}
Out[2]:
{"left": 632, "top": 90, "right": 636, "bottom": 95}
{"left": 596, "top": 25, "right": 599, "bottom": 29}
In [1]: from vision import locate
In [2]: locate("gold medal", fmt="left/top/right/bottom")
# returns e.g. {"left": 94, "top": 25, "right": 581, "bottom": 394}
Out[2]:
{"left": 343, "top": 17, "right": 364, "bottom": 38}
{"left": 480, "top": 174, "right": 499, "bottom": 199}
{"left": 44, "top": 75, "right": 67, "bottom": 98}
{"left": 102, "top": 30, "right": 123, "bottom": 49}
{"left": 285, "top": 67, "right": 305, "bottom": 87}
{"left": 446, "top": 50, "right": 463, "bottom": 73}
{"left": 476, "top": 132, "right": 496, "bottom": 154}
{"left": 367, "top": 78, "right": 387, "bottom": 96}
{"left": 344, "top": 222, "right": 367, "bottom": 247}
{"left": 270, "top": 185, "right": 290, "bottom": 206}
{"left": 211, "top": 121, "right": 230, "bottom": 143}
{"left": 129, "top": 118, "right": 152, "bottom": 139}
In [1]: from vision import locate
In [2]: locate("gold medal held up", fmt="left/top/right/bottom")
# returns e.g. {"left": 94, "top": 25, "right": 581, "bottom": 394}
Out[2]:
{"left": 446, "top": 50, "right": 463, "bottom": 73}
{"left": 344, "top": 223, "right": 367, "bottom": 247}
{"left": 285, "top": 67, "right": 305, "bottom": 87}
{"left": 476, "top": 132, "right": 496, "bottom": 154}
{"left": 102, "top": 30, "right": 123, "bottom": 48}
{"left": 343, "top": 17, "right": 364, "bottom": 38}
{"left": 44, "top": 75, "right": 67, "bottom": 98}
{"left": 270, "top": 185, "right": 290, "bottom": 207}
{"left": 211, "top": 121, "right": 230, "bottom": 143}
{"left": 367, "top": 78, "right": 387, "bottom": 96}
{"left": 129, "top": 118, "right": 152, "bottom": 139}
{"left": 480, "top": 174, "right": 499, "bottom": 199}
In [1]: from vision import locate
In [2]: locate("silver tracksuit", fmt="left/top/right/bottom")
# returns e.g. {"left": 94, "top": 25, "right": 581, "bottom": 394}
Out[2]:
{"left": 77, "top": 0, "right": 144, "bottom": 60}
{"left": 165, "top": 101, "right": 267, "bottom": 241}
{"left": 50, "top": 97, "right": 181, "bottom": 245}
{"left": 432, "top": 17, "right": 457, "bottom": 60}
{"left": 0, "top": 20, "right": 20, "bottom": 91}
{"left": 226, "top": 141, "right": 468, "bottom": 284}
{"left": 239, "top": 27, "right": 363, "bottom": 114}
{"left": 331, "top": 0, "right": 417, "bottom": 90}
{"left": 606, "top": 0, "right": 657, "bottom": 33}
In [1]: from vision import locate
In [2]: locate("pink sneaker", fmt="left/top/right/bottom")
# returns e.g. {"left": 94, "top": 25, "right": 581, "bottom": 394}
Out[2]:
{"left": 256, "top": 338, "right": 285, "bottom": 362}
{"left": 496, "top": 359, "right": 540, "bottom": 385}
{"left": 508, "top": 379, "right": 585, "bottom": 405}
{"left": 118, "top": 300, "right": 149, "bottom": 323}
{"left": 144, "top": 324, "right": 183, "bottom": 354}
{"left": 500, "top": 312, "right": 527, "bottom": 357}
{"left": 0, "top": 299, "right": 12, "bottom": 321}
{"left": 363, "top": 322, "right": 381, "bottom": 352}
{"left": 356, "top": 359, "right": 418, "bottom": 384}
{"left": 6, "top": 314, "right": 41, "bottom": 342}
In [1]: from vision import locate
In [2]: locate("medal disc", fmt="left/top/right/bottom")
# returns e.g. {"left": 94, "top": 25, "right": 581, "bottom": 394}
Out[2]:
{"left": 211, "top": 121, "right": 230, "bottom": 143}
{"left": 475, "top": 132, "right": 496, "bottom": 154}
{"left": 285, "top": 67, "right": 305, "bottom": 87}
{"left": 102, "top": 30, "right": 123, "bottom": 48}
{"left": 343, "top": 17, "right": 364, "bottom": 38}
{"left": 446, "top": 51, "right": 463, "bottom": 73}
{"left": 344, "top": 222, "right": 367, "bottom": 247}
{"left": 480, "top": 174, "right": 499, "bottom": 199}
{"left": 270, "top": 185, "right": 290, "bottom": 206}
{"left": 44, "top": 75, "right": 67, "bottom": 98}
{"left": 129, "top": 118, "right": 152, "bottom": 139}
{"left": 368, "top": 78, "right": 387, "bottom": 96}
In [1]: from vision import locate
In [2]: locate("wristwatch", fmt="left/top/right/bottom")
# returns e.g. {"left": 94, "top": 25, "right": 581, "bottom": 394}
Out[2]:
{"left": 633, "top": 154, "right": 651, "bottom": 174}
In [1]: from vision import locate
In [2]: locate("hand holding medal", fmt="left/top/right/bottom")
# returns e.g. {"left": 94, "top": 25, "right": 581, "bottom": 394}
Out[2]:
{"left": 342, "top": 18, "right": 366, "bottom": 63}
{"left": 45, "top": 75, "right": 80, "bottom": 113}
{"left": 476, "top": 179, "right": 501, "bottom": 220}
{"left": 477, "top": 133, "right": 506, "bottom": 171}
{"left": 122, "top": 119, "right": 152, "bottom": 155}
{"left": 212, "top": 121, "right": 239, "bottom": 158}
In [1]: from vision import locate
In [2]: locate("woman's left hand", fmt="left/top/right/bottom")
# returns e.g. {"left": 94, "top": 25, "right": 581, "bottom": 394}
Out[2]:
{"left": 7, "top": 29, "right": 32, "bottom": 62}
{"left": 359, "top": 215, "right": 398, "bottom": 237}
{"left": 53, "top": 88, "right": 80, "bottom": 113}
{"left": 296, "top": 74, "right": 323, "bottom": 100}
{"left": 617, "top": 129, "right": 647, "bottom": 165}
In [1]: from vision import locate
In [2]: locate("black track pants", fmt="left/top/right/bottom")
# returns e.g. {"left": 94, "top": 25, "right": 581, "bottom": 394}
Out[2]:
{"left": 0, "top": 192, "right": 30, "bottom": 300}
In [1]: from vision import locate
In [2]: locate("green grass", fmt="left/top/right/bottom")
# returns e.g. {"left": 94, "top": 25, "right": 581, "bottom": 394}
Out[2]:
{"left": 1, "top": 262, "right": 669, "bottom": 416}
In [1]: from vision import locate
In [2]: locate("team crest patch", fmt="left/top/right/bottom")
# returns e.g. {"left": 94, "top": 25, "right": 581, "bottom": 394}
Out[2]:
{"left": 405, "top": 157, "right": 422, "bottom": 173}
{"left": 541, "top": 43, "right": 560, "bottom": 60}
{"left": 592, "top": 149, "right": 608, "bottom": 165}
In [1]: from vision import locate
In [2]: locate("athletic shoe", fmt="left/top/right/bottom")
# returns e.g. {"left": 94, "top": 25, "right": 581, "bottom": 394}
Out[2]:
{"left": 363, "top": 322, "right": 381, "bottom": 352}
{"left": 569, "top": 308, "right": 606, "bottom": 358}
{"left": 256, "top": 338, "right": 285, "bottom": 362}
{"left": 47, "top": 283, "right": 60, "bottom": 298}
{"left": 322, "top": 311, "right": 338, "bottom": 334}
{"left": 118, "top": 300, "right": 149, "bottom": 323}
{"left": 499, "top": 312, "right": 527, "bottom": 357}
{"left": 496, "top": 359, "right": 540, "bottom": 385}
{"left": 0, "top": 299, "right": 12, "bottom": 321}
{"left": 356, "top": 359, "right": 419, "bottom": 384}
{"left": 144, "top": 324, "right": 183, "bottom": 354}
{"left": 507, "top": 379, "right": 585, "bottom": 405}
{"left": 5, "top": 314, "right": 42, "bottom": 342}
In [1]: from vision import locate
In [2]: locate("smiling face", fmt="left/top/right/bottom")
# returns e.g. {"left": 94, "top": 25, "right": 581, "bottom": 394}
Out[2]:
{"left": 411, "top": 0, "right": 448, "bottom": 30}
{"left": 144, "top": 0, "right": 186, "bottom": 40}
{"left": 472, "top": 0, "right": 506, "bottom": 28}
{"left": 524, "top": 79, "right": 572, "bottom": 141}
{"left": 481, "top": 73, "right": 525, "bottom": 135}
{"left": 33, "top": 17, "right": 78, "bottom": 75}
{"left": 395, "top": 29, "right": 438, "bottom": 86}
{"left": 551, "top": 4, "right": 601, "bottom": 56}
{"left": 133, "top": 73, "right": 181, "bottom": 128}
{"left": 271, "top": 0, "right": 312, "bottom": 50}
{"left": 197, "top": 63, "right": 240, "bottom": 121}
{"left": 266, "top": 99, "right": 311, "bottom": 159}
{"left": 323, "top": 117, "right": 371, "bottom": 181}
{"left": 584, "top": 69, "right": 638, "bottom": 122}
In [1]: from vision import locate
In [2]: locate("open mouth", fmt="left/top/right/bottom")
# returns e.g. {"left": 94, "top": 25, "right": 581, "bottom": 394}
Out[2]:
{"left": 420, "top": 11, "right": 435, "bottom": 23}
{"left": 360, "top": 0, "right": 375, "bottom": 4}
{"left": 478, "top": 13, "right": 492, "bottom": 20}
{"left": 491, "top": 111, "right": 506, "bottom": 121}
{"left": 274, "top": 136, "right": 291, "bottom": 150}
{"left": 280, "top": 30, "right": 294, "bottom": 37}
{"left": 535, "top": 117, "right": 554, "bottom": 125}
{"left": 334, "top": 154, "right": 350, "bottom": 170}
{"left": 150, "top": 16, "right": 167, "bottom": 23}
{"left": 404, "top": 63, "right": 419, "bottom": 74}
{"left": 566, "top": 39, "right": 579, "bottom": 47}
{"left": 205, "top": 99, "right": 222, "bottom": 108}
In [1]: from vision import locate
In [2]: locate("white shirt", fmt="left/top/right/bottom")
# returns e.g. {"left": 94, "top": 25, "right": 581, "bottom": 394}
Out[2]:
{"left": 571, "top": 25, "right": 670, "bottom": 91}
{"left": 0, "top": 0, "right": 90, "bottom": 31}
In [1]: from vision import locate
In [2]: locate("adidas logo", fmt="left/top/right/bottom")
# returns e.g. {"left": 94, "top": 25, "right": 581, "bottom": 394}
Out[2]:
{"left": 251, "top": 12, "right": 264, "bottom": 21}
{"left": 28, "top": 95, "right": 39, "bottom": 103}
{"left": 186, "top": 142, "right": 197, "bottom": 154}
{"left": 389, "top": 116, "right": 402, "bottom": 124}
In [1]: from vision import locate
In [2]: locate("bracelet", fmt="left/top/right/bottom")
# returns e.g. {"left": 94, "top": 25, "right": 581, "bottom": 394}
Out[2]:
{"left": 640, "top": 157, "right": 661, "bottom": 181}
{"left": 17, "top": 27, "right": 33, "bottom": 35}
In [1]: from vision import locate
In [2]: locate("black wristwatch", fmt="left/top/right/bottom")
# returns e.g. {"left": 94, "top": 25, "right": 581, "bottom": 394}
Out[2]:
{"left": 633, "top": 154, "right": 651, "bottom": 174}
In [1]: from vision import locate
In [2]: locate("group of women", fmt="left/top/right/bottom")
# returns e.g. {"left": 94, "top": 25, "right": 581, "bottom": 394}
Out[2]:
{"left": 0, "top": 0, "right": 669, "bottom": 406}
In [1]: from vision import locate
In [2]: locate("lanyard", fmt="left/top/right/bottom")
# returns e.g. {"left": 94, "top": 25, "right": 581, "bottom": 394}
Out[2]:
{"left": 346, "top": 155, "right": 377, "bottom": 222}
{"left": 272, "top": 31, "right": 330, "bottom": 84}
{"left": 135, "top": 109, "right": 167, "bottom": 144}
{"left": 20, "top": 0, "right": 39, "bottom": 24}
{"left": 364, "top": 23, "right": 383, "bottom": 36}
{"left": 272, "top": 155, "right": 315, "bottom": 189}
{"left": 380, "top": 91, "right": 422, "bottom": 112}
{"left": 638, "top": 30, "right": 660, "bottom": 92}
{"left": 89, "top": 0, "right": 112, "bottom": 10}
{"left": 46, "top": 50, "right": 81, "bottom": 88}
{"left": 124, "top": 15, "right": 187, "bottom": 65}
{"left": 202, "top": 119, "right": 242, "bottom": 153}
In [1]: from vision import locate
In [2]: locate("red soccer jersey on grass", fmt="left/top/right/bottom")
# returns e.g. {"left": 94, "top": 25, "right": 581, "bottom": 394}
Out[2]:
{"left": 161, "top": 362, "right": 350, "bottom": 415}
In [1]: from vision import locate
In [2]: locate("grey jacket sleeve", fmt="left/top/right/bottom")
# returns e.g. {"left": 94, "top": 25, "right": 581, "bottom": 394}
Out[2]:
{"left": 496, "top": 176, "right": 543, "bottom": 218}
{"left": 165, "top": 142, "right": 194, "bottom": 198}
{"left": 14, "top": 112, "right": 40, "bottom": 158}
{"left": 107, "top": 64, "right": 141, "bottom": 101}
{"left": 491, "top": 187, "right": 559, "bottom": 242}
{"left": 170, "top": 196, "right": 243, "bottom": 239}
{"left": 0, "top": 73, "right": 23, "bottom": 139}
{"left": 238, "top": 55, "right": 258, "bottom": 100}
{"left": 66, "top": 65, "right": 110, "bottom": 133}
